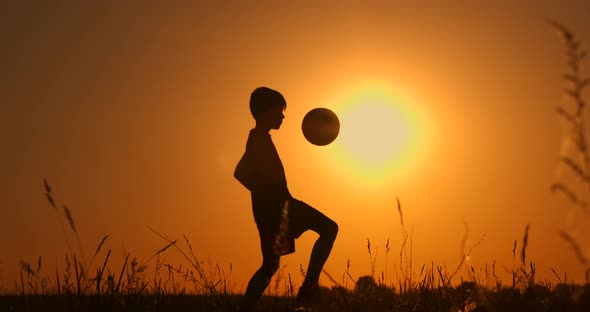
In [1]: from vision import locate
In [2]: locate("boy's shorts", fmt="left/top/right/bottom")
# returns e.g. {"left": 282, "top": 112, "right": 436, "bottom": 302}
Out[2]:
{"left": 257, "top": 198, "right": 331, "bottom": 257}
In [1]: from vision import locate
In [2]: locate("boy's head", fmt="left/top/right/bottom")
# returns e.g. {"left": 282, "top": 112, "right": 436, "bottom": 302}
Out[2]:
{"left": 250, "top": 87, "right": 286, "bottom": 130}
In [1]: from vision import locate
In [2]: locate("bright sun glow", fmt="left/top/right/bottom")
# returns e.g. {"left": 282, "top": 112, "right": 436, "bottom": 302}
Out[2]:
{"left": 330, "top": 82, "right": 424, "bottom": 183}
{"left": 339, "top": 103, "right": 409, "bottom": 166}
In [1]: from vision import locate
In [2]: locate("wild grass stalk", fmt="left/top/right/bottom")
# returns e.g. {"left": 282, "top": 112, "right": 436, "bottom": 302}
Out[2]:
{"left": 384, "top": 237, "right": 390, "bottom": 286}
{"left": 448, "top": 234, "right": 486, "bottom": 285}
{"left": 55, "top": 265, "right": 61, "bottom": 296}
{"left": 366, "top": 238, "right": 377, "bottom": 278}
{"left": 116, "top": 253, "right": 130, "bottom": 293}
{"left": 73, "top": 255, "right": 80, "bottom": 296}
{"left": 43, "top": 180, "right": 74, "bottom": 259}
{"left": 548, "top": 20, "right": 590, "bottom": 276}
{"left": 95, "top": 249, "right": 111, "bottom": 295}
{"left": 512, "top": 240, "right": 517, "bottom": 288}
{"left": 395, "top": 196, "right": 415, "bottom": 294}
{"left": 19, "top": 271, "right": 24, "bottom": 296}
{"left": 287, "top": 273, "right": 294, "bottom": 297}
{"left": 89, "top": 235, "right": 109, "bottom": 269}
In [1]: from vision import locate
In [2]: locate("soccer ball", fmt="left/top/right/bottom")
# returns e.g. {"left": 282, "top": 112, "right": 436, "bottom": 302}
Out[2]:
{"left": 302, "top": 108, "right": 340, "bottom": 146}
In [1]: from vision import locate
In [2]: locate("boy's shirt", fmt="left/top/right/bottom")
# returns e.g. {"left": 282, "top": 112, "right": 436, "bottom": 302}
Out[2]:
{"left": 235, "top": 128, "right": 291, "bottom": 228}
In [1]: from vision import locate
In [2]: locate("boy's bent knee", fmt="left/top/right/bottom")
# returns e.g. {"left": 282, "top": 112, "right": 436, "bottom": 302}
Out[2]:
{"left": 331, "top": 221, "right": 339, "bottom": 238}
{"left": 323, "top": 220, "right": 338, "bottom": 241}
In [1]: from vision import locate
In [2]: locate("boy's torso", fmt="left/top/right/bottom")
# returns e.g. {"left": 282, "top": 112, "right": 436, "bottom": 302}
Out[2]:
{"left": 246, "top": 129, "right": 291, "bottom": 227}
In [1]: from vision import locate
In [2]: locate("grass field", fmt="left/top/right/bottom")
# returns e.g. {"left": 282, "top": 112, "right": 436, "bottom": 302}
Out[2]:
{"left": 1, "top": 282, "right": 590, "bottom": 311}
{"left": 2, "top": 182, "right": 589, "bottom": 311}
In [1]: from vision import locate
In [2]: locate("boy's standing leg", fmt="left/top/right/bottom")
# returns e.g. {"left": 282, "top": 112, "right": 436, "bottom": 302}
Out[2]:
{"left": 240, "top": 231, "right": 281, "bottom": 311}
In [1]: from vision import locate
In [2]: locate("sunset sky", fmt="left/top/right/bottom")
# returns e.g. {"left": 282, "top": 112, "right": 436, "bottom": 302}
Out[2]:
{"left": 3, "top": 1, "right": 590, "bottom": 292}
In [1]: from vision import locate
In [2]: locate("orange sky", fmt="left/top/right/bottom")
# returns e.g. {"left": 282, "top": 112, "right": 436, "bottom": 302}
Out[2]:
{"left": 3, "top": 1, "right": 590, "bottom": 292}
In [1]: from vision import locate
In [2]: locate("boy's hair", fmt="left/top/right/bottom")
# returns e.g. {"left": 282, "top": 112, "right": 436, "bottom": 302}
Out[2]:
{"left": 250, "top": 87, "right": 286, "bottom": 120}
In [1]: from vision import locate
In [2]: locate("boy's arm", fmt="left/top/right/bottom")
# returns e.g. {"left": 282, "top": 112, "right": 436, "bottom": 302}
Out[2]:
{"left": 234, "top": 152, "right": 278, "bottom": 194}
{"left": 234, "top": 153, "right": 256, "bottom": 191}
{"left": 234, "top": 135, "right": 271, "bottom": 193}
{"left": 234, "top": 133, "right": 289, "bottom": 198}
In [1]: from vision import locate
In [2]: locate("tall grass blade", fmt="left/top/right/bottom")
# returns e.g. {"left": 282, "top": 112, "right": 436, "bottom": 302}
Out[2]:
{"left": 96, "top": 249, "right": 112, "bottom": 295}
{"left": 74, "top": 255, "right": 80, "bottom": 296}
{"left": 55, "top": 265, "right": 61, "bottom": 296}
{"left": 116, "top": 254, "right": 130, "bottom": 292}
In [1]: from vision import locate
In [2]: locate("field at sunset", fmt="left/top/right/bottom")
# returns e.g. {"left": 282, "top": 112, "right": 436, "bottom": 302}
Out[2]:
{"left": 3, "top": 1, "right": 590, "bottom": 311}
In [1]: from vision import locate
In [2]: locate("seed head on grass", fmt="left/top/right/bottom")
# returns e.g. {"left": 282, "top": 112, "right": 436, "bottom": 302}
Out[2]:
{"left": 19, "top": 261, "right": 35, "bottom": 277}
{"left": 144, "top": 240, "right": 179, "bottom": 264}
{"left": 183, "top": 234, "right": 195, "bottom": 257}
{"left": 367, "top": 238, "right": 377, "bottom": 278}
{"left": 156, "top": 240, "right": 177, "bottom": 255}
{"left": 399, "top": 232, "right": 408, "bottom": 278}
{"left": 46, "top": 193, "right": 56, "bottom": 209}
{"left": 62, "top": 205, "right": 77, "bottom": 233}
{"left": 42, "top": 180, "right": 76, "bottom": 257}
{"left": 43, "top": 179, "right": 52, "bottom": 193}
{"left": 345, "top": 258, "right": 354, "bottom": 284}
{"left": 64, "top": 256, "right": 72, "bottom": 293}
{"left": 520, "top": 224, "right": 530, "bottom": 265}
{"left": 299, "top": 264, "right": 306, "bottom": 280}
{"left": 37, "top": 256, "right": 42, "bottom": 275}
{"left": 43, "top": 179, "right": 56, "bottom": 209}
{"left": 512, "top": 240, "right": 517, "bottom": 258}
{"left": 396, "top": 196, "right": 404, "bottom": 229}
{"left": 93, "top": 235, "right": 109, "bottom": 259}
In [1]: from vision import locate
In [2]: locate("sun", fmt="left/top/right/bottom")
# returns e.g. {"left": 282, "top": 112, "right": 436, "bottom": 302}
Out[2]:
{"left": 329, "top": 83, "right": 424, "bottom": 183}
{"left": 339, "top": 102, "right": 409, "bottom": 166}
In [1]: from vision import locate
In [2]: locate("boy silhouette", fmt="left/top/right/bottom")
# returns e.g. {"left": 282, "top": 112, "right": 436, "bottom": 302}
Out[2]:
{"left": 234, "top": 87, "right": 338, "bottom": 310}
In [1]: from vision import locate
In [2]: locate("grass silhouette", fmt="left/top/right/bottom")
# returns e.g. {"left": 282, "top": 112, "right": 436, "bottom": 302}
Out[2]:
{"left": 3, "top": 180, "right": 589, "bottom": 311}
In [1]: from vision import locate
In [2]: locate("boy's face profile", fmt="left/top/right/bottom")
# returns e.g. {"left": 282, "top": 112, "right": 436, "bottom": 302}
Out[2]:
{"left": 259, "top": 105, "right": 285, "bottom": 130}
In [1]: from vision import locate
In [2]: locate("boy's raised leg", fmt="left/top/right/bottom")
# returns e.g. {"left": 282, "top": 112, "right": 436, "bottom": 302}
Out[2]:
{"left": 297, "top": 208, "right": 338, "bottom": 303}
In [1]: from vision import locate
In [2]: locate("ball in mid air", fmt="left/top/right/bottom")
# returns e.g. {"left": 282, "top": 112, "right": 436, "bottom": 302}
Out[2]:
{"left": 302, "top": 108, "right": 340, "bottom": 146}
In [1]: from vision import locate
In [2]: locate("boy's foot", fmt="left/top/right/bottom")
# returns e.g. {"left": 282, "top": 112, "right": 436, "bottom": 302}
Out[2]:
{"left": 296, "top": 283, "right": 321, "bottom": 305}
